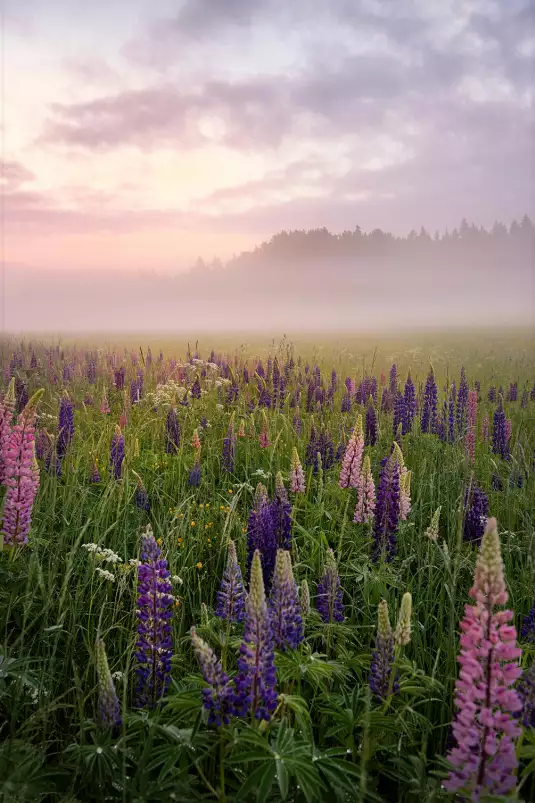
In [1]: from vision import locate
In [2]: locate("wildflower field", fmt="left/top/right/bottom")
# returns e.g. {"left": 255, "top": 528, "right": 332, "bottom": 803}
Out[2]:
{"left": 1, "top": 331, "right": 534, "bottom": 803}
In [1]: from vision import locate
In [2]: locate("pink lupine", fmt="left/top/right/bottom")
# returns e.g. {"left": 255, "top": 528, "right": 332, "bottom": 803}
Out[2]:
{"left": 339, "top": 414, "right": 364, "bottom": 489}
{"left": 290, "top": 446, "right": 305, "bottom": 494}
{"left": 0, "top": 378, "right": 16, "bottom": 484}
{"left": 444, "top": 517, "right": 523, "bottom": 800}
{"left": 1, "top": 390, "right": 43, "bottom": 547}
{"left": 353, "top": 454, "right": 376, "bottom": 524}
{"left": 465, "top": 389, "right": 478, "bottom": 464}
{"left": 481, "top": 415, "right": 489, "bottom": 443}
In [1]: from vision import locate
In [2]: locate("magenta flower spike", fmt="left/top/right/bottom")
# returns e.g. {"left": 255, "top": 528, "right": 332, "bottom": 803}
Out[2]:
{"left": 339, "top": 414, "right": 364, "bottom": 489}
{"left": 444, "top": 517, "right": 523, "bottom": 800}
{"left": 354, "top": 454, "right": 376, "bottom": 524}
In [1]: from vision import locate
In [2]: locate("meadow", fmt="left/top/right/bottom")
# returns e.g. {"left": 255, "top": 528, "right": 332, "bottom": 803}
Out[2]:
{"left": 1, "top": 330, "right": 534, "bottom": 803}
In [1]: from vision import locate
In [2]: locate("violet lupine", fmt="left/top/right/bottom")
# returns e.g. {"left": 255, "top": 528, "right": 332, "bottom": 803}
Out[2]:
{"left": 35, "top": 428, "right": 49, "bottom": 461}
{"left": 354, "top": 454, "right": 376, "bottom": 524}
{"left": 402, "top": 372, "right": 416, "bottom": 434}
{"left": 389, "top": 363, "right": 397, "bottom": 395}
{"left": 372, "top": 452, "right": 401, "bottom": 563}
{"left": 315, "top": 427, "right": 334, "bottom": 472}
{"left": 0, "top": 378, "right": 16, "bottom": 484}
{"left": 481, "top": 415, "right": 489, "bottom": 442}
{"left": 215, "top": 540, "right": 246, "bottom": 623}
{"left": 135, "top": 526, "right": 174, "bottom": 709}
{"left": 133, "top": 472, "right": 150, "bottom": 512}
{"left": 89, "top": 457, "right": 101, "bottom": 483}
{"left": 316, "top": 548, "right": 344, "bottom": 623}
{"left": 465, "top": 389, "right": 478, "bottom": 464}
{"left": 463, "top": 484, "right": 489, "bottom": 545}
{"left": 272, "top": 471, "right": 292, "bottom": 551}
{"left": 444, "top": 517, "right": 523, "bottom": 800}
{"left": 421, "top": 366, "right": 438, "bottom": 434}
{"left": 341, "top": 391, "right": 352, "bottom": 413}
{"left": 246, "top": 483, "right": 277, "bottom": 591}
{"left": 1, "top": 390, "right": 43, "bottom": 547}
{"left": 95, "top": 637, "right": 122, "bottom": 729}
{"left": 233, "top": 550, "right": 278, "bottom": 721}
{"left": 222, "top": 418, "right": 236, "bottom": 473}
{"left": 110, "top": 425, "right": 125, "bottom": 480}
{"left": 165, "top": 407, "right": 181, "bottom": 454}
{"left": 516, "top": 663, "right": 535, "bottom": 728}
{"left": 456, "top": 366, "right": 469, "bottom": 437}
{"left": 393, "top": 391, "right": 405, "bottom": 435}
{"left": 369, "top": 600, "right": 399, "bottom": 700}
{"left": 521, "top": 605, "right": 535, "bottom": 642}
{"left": 492, "top": 401, "right": 509, "bottom": 461}
{"left": 191, "top": 627, "right": 234, "bottom": 726}
{"left": 269, "top": 550, "right": 303, "bottom": 651}
{"left": 339, "top": 414, "right": 364, "bottom": 489}
{"left": 488, "top": 386, "right": 497, "bottom": 402}
{"left": 188, "top": 461, "right": 201, "bottom": 487}
{"left": 304, "top": 422, "right": 318, "bottom": 467}
{"left": 56, "top": 393, "right": 74, "bottom": 460}
{"left": 365, "top": 400, "right": 377, "bottom": 445}
{"left": 289, "top": 446, "right": 306, "bottom": 494}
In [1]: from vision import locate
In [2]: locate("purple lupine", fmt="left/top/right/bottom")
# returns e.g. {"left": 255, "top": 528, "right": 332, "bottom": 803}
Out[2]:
{"left": 492, "top": 401, "right": 509, "bottom": 461}
{"left": 0, "top": 378, "right": 16, "bottom": 484}
{"left": 134, "top": 474, "right": 150, "bottom": 512}
{"left": 233, "top": 550, "right": 278, "bottom": 721}
{"left": 191, "top": 377, "right": 201, "bottom": 399}
{"left": 221, "top": 419, "right": 236, "bottom": 473}
{"left": 114, "top": 367, "right": 125, "bottom": 391}
{"left": 1, "top": 391, "right": 42, "bottom": 547}
{"left": 393, "top": 391, "right": 405, "bottom": 435}
{"left": 269, "top": 550, "right": 303, "bottom": 651}
{"left": 246, "top": 483, "right": 277, "bottom": 591}
{"left": 507, "top": 381, "right": 518, "bottom": 402}
{"left": 389, "top": 363, "right": 397, "bottom": 396}
{"left": 165, "top": 407, "right": 181, "bottom": 454}
{"left": 135, "top": 527, "right": 174, "bottom": 708}
{"left": 456, "top": 366, "right": 469, "bottom": 437}
{"left": 293, "top": 414, "right": 301, "bottom": 435}
{"left": 315, "top": 427, "right": 334, "bottom": 473}
{"left": 15, "top": 378, "right": 28, "bottom": 414}
{"left": 110, "top": 425, "right": 125, "bottom": 480}
{"left": 421, "top": 367, "right": 438, "bottom": 434}
{"left": 191, "top": 628, "right": 234, "bottom": 726}
{"left": 95, "top": 637, "right": 122, "bottom": 729}
{"left": 369, "top": 600, "right": 399, "bottom": 700}
{"left": 372, "top": 452, "right": 401, "bottom": 563}
{"left": 215, "top": 540, "right": 246, "bottom": 623}
{"left": 271, "top": 472, "right": 292, "bottom": 551}
{"left": 316, "top": 548, "right": 344, "bottom": 623}
{"left": 516, "top": 663, "right": 535, "bottom": 728}
{"left": 130, "top": 379, "right": 141, "bottom": 404}
{"left": 341, "top": 391, "right": 352, "bottom": 413}
{"left": 30, "top": 351, "right": 38, "bottom": 369}
{"left": 521, "top": 388, "right": 528, "bottom": 408}
{"left": 463, "top": 483, "right": 489, "bottom": 545}
{"left": 89, "top": 457, "right": 101, "bottom": 483}
{"left": 56, "top": 393, "right": 74, "bottom": 460}
{"left": 188, "top": 461, "right": 201, "bottom": 487}
{"left": 35, "top": 428, "right": 49, "bottom": 461}
{"left": 521, "top": 605, "right": 535, "bottom": 642}
{"left": 305, "top": 422, "right": 318, "bottom": 467}
{"left": 488, "top": 385, "right": 497, "bottom": 402}
{"left": 365, "top": 400, "right": 377, "bottom": 445}
{"left": 402, "top": 373, "right": 416, "bottom": 435}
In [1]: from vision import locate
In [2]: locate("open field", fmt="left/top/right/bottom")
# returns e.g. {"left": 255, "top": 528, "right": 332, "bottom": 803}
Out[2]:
{"left": 1, "top": 330, "right": 534, "bottom": 802}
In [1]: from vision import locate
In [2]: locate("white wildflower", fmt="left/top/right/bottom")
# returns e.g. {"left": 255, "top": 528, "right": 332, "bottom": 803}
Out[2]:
{"left": 95, "top": 568, "right": 115, "bottom": 582}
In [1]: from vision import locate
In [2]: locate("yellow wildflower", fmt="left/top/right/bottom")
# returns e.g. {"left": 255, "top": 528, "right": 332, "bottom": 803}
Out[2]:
{"left": 196, "top": 561, "right": 203, "bottom": 569}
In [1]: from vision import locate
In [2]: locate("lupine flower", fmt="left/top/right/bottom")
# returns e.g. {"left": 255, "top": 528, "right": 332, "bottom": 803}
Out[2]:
{"left": 191, "top": 627, "right": 233, "bottom": 726}
{"left": 233, "top": 550, "right": 278, "bottom": 721}
{"left": 315, "top": 427, "right": 334, "bottom": 473}
{"left": 289, "top": 446, "right": 306, "bottom": 494}
{"left": 456, "top": 367, "right": 469, "bottom": 437}
{"left": 463, "top": 483, "right": 489, "bottom": 545}
{"left": 247, "top": 483, "right": 277, "bottom": 591}
{"left": 365, "top": 400, "right": 377, "bottom": 445}
{"left": 110, "top": 425, "right": 125, "bottom": 480}
{"left": 1, "top": 390, "right": 43, "bottom": 547}
{"left": 444, "top": 518, "right": 523, "bottom": 800}
{"left": 95, "top": 637, "right": 122, "bottom": 728}
{"left": 316, "top": 548, "right": 344, "bottom": 623}
{"left": 354, "top": 454, "right": 376, "bottom": 524}
{"left": 516, "top": 663, "right": 535, "bottom": 728}
{"left": 165, "top": 407, "right": 181, "bottom": 454}
{"left": 425, "top": 506, "right": 441, "bottom": 541}
{"left": 339, "top": 414, "right": 364, "bottom": 489}
{"left": 521, "top": 388, "right": 528, "bottom": 408}
{"left": 394, "top": 592, "right": 412, "bottom": 646}
{"left": 488, "top": 385, "right": 497, "bottom": 402}
{"left": 215, "top": 540, "right": 246, "bottom": 623}
{"left": 481, "top": 415, "right": 489, "bottom": 442}
{"left": 369, "top": 600, "right": 399, "bottom": 700}
{"left": 421, "top": 366, "right": 438, "bottom": 434}
{"left": 188, "top": 461, "right": 201, "bottom": 487}
{"left": 237, "top": 418, "right": 246, "bottom": 437}
{"left": 221, "top": 414, "right": 236, "bottom": 473}
{"left": 300, "top": 579, "right": 310, "bottom": 616}
{"left": 56, "top": 393, "right": 74, "bottom": 460}
{"left": 465, "top": 390, "right": 478, "bottom": 463}
{"left": 392, "top": 442, "right": 411, "bottom": 521}
{"left": 132, "top": 471, "right": 150, "bottom": 512}
{"left": 389, "top": 363, "right": 397, "bottom": 395}
{"left": 402, "top": 372, "right": 416, "bottom": 434}
{"left": 372, "top": 452, "right": 401, "bottom": 563}
{"left": 272, "top": 472, "right": 292, "bottom": 551}
{"left": 191, "top": 377, "right": 201, "bottom": 399}
{"left": 393, "top": 391, "right": 405, "bottom": 435}
{"left": 35, "top": 428, "right": 49, "bottom": 461}
{"left": 0, "top": 378, "right": 16, "bottom": 484}
{"left": 89, "top": 457, "right": 101, "bottom": 483}
{"left": 135, "top": 526, "right": 174, "bottom": 708}
{"left": 341, "top": 391, "right": 352, "bottom": 413}
{"left": 492, "top": 400, "right": 509, "bottom": 461}
{"left": 305, "top": 422, "right": 317, "bottom": 467}
{"left": 269, "top": 550, "right": 303, "bottom": 651}
{"left": 520, "top": 605, "right": 535, "bottom": 642}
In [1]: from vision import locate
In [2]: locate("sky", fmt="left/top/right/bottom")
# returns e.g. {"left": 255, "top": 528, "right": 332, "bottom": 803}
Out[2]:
{"left": 2, "top": 0, "right": 534, "bottom": 275}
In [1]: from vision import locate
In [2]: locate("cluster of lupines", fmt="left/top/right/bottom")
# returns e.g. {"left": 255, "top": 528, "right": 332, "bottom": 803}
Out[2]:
{"left": 1, "top": 390, "right": 43, "bottom": 547}
{"left": 135, "top": 526, "right": 174, "bottom": 709}
{"left": 444, "top": 518, "right": 523, "bottom": 799}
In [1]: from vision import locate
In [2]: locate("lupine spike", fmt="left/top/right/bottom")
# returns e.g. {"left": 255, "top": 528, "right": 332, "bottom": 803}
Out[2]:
{"left": 353, "top": 454, "right": 376, "bottom": 524}
{"left": 268, "top": 550, "right": 303, "bottom": 651}
{"left": 369, "top": 600, "right": 399, "bottom": 700}
{"left": 290, "top": 446, "right": 306, "bottom": 494}
{"left": 95, "top": 637, "right": 122, "bottom": 728}
{"left": 394, "top": 592, "right": 412, "bottom": 646}
{"left": 191, "top": 627, "right": 233, "bottom": 726}
{"left": 425, "top": 506, "right": 441, "bottom": 541}
{"left": 215, "top": 540, "right": 246, "bottom": 623}
{"left": 316, "top": 548, "right": 344, "bottom": 623}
